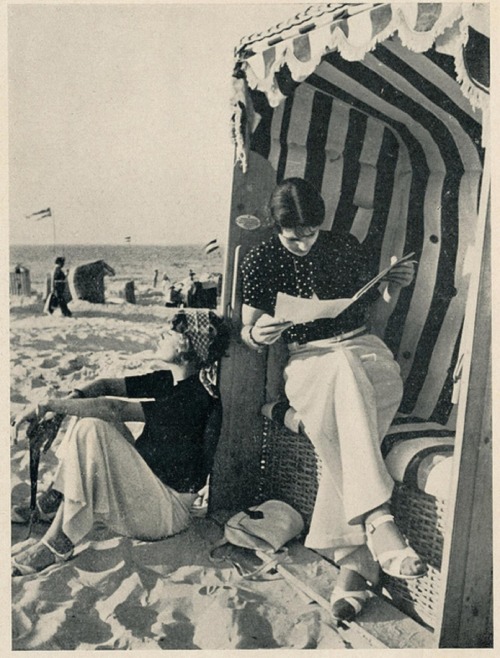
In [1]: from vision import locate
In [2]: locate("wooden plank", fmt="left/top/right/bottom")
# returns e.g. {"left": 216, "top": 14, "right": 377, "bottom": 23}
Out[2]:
{"left": 434, "top": 160, "right": 492, "bottom": 646}
{"left": 273, "top": 543, "right": 434, "bottom": 649}
{"left": 211, "top": 152, "right": 276, "bottom": 511}
{"left": 211, "top": 342, "right": 267, "bottom": 511}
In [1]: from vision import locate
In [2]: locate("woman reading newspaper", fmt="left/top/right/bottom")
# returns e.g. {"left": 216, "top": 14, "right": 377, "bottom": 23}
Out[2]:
{"left": 240, "top": 178, "right": 422, "bottom": 624}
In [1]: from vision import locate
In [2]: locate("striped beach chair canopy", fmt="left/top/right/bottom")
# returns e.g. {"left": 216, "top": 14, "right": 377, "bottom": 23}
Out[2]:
{"left": 230, "top": 2, "right": 489, "bottom": 426}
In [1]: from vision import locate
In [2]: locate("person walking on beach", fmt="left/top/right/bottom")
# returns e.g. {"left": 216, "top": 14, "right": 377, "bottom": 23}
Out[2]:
{"left": 240, "top": 178, "right": 424, "bottom": 624}
{"left": 11, "top": 309, "right": 229, "bottom": 575}
{"left": 45, "top": 256, "right": 72, "bottom": 317}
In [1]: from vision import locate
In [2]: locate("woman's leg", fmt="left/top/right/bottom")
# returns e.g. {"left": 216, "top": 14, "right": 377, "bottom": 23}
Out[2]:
{"left": 285, "top": 338, "right": 402, "bottom": 551}
{"left": 52, "top": 417, "right": 192, "bottom": 545}
{"left": 12, "top": 418, "right": 192, "bottom": 574}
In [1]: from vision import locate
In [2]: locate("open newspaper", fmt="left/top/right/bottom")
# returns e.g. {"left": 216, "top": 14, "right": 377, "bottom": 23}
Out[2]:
{"left": 274, "top": 252, "right": 415, "bottom": 324}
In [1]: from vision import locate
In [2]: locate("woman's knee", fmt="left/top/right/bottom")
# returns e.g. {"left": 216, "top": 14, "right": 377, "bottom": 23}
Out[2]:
{"left": 70, "top": 417, "right": 112, "bottom": 444}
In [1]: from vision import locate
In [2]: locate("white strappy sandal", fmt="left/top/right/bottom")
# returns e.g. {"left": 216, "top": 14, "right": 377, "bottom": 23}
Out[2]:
{"left": 330, "top": 586, "right": 371, "bottom": 623}
{"left": 11, "top": 538, "right": 73, "bottom": 576}
{"left": 365, "top": 513, "right": 426, "bottom": 580}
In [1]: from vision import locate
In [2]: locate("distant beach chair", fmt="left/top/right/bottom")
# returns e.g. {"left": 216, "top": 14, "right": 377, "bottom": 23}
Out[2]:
{"left": 10, "top": 266, "right": 31, "bottom": 296}
{"left": 124, "top": 281, "right": 136, "bottom": 304}
{"left": 68, "top": 260, "right": 115, "bottom": 304}
{"left": 190, "top": 281, "right": 218, "bottom": 309}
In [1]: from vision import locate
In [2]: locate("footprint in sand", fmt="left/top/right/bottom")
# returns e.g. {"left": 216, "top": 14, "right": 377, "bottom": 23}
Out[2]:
{"left": 10, "top": 391, "right": 28, "bottom": 404}
{"left": 40, "top": 357, "right": 59, "bottom": 369}
{"left": 30, "top": 375, "right": 47, "bottom": 388}
{"left": 58, "top": 357, "right": 88, "bottom": 376}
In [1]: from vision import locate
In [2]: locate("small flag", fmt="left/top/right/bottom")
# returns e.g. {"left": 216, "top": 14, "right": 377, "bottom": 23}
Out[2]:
{"left": 124, "top": 236, "right": 131, "bottom": 243}
{"left": 204, "top": 239, "right": 219, "bottom": 255}
{"left": 26, "top": 207, "right": 51, "bottom": 220}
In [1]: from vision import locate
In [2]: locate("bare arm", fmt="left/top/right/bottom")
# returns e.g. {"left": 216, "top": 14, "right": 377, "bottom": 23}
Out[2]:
{"left": 12, "top": 397, "right": 145, "bottom": 439}
{"left": 73, "top": 378, "right": 128, "bottom": 398}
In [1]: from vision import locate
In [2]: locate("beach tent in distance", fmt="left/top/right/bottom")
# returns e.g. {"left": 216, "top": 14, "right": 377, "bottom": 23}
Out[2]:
{"left": 212, "top": 2, "right": 490, "bottom": 649}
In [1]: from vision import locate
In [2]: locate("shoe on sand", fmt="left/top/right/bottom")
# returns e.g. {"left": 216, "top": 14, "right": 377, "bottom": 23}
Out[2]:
{"left": 11, "top": 504, "right": 55, "bottom": 524}
{"left": 330, "top": 587, "right": 370, "bottom": 624}
{"left": 11, "top": 489, "right": 62, "bottom": 524}
{"left": 12, "top": 538, "right": 73, "bottom": 576}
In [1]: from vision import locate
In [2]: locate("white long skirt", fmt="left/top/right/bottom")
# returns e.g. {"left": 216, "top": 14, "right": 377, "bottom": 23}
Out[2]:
{"left": 52, "top": 418, "right": 195, "bottom": 546}
{"left": 284, "top": 333, "right": 403, "bottom": 569}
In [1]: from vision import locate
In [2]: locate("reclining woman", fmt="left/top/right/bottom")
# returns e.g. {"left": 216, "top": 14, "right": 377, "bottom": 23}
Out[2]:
{"left": 11, "top": 309, "right": 229, "bottom": 576}
{"left": 240, "top": 177, "right": 424, "bottom": 623}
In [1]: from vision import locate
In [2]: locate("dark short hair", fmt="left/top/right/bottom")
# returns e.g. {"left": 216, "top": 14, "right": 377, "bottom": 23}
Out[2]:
{"left": 268, "top": 178, "right": 325, "bottom": 236}
{"left": 171, "top": 310, "right": 230, "bottom": 367}
{"left": 55, "top": 256, "right": 65, "bottom": 266}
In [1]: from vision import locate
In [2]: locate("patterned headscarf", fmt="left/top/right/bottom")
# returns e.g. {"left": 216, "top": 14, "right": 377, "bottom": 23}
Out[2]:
{"left": 181, "top": 310, "right": 219, "bottom": 398}
{"left": 183, "top": 310, "right": 214, "bottom": 365}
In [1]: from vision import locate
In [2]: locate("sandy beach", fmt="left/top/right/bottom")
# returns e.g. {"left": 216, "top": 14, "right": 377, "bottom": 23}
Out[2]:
{"left": 10, "top": 293, "right": 351, "bottom": 650}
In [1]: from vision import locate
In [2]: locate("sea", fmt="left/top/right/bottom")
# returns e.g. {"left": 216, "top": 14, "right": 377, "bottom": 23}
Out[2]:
{"left": 9, "top": 243, "right": 224, "bottom": 296}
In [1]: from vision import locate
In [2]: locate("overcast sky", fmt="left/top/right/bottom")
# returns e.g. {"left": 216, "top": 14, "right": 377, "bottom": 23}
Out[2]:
{"left": 8, "top": 3, "right": 309, "bottom": 246}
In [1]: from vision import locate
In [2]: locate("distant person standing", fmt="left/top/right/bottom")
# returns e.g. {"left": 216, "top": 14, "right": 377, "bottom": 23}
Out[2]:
{"left": 161, "top": 272, "right": 171, "bottom": 293}
{"left": 153, "top": 269, "right": 159, "bottom": 288}
{"left": 45, "top": 256, "right": 72, "bottom": 317}
{"left": 184, "top": 270, "right": 198, "bottom": 307}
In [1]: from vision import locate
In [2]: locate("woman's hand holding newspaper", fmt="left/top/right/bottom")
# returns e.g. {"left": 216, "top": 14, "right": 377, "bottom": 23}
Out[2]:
{"left": 252, "top": 314, "right": 293, "bottom": 345}
{"left": 382, "top": 256, "right": 416, "bottom": 297}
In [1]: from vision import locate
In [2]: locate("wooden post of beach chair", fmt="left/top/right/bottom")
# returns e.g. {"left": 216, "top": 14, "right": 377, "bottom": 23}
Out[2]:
{"left": 433, "top": 156, "right": 492, "bottom": 648}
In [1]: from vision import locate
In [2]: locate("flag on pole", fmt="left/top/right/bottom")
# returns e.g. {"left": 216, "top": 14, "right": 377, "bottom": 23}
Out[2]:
{"left": 204, "top": 239, "right": 219, "bottom": 255}
{"left": 26, "top": 207, "right": 51, "bottom": 220}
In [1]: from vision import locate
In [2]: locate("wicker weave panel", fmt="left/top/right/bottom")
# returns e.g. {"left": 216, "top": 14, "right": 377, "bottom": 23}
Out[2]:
{"left": 256, "top": 419, "right": 320, "bottom": 524}
{"left": 257, "top": 418, "right": 448, "bottom": 629}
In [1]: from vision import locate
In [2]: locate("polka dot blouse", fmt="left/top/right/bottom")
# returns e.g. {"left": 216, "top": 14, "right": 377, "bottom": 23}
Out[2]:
{"left": 241, "top": 230, "right": 379, "bottom": 345}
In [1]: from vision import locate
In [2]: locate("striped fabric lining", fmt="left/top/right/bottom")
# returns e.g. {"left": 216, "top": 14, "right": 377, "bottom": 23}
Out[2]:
{"left": 248, "top": 36, "right": 483, "bottom": 425}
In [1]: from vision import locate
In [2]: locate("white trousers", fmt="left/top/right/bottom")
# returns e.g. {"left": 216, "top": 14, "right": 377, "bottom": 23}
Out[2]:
{"left": 284, "top": 333, "right": 403, "bottom": 566}
{"left": 52, "top": 418, "right": 195, "bottom": 546}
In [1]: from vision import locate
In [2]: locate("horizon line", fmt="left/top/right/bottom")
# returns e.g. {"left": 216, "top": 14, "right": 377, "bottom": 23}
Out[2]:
{"left": 9, "top": 241, "right": 224, "bottom": 248}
